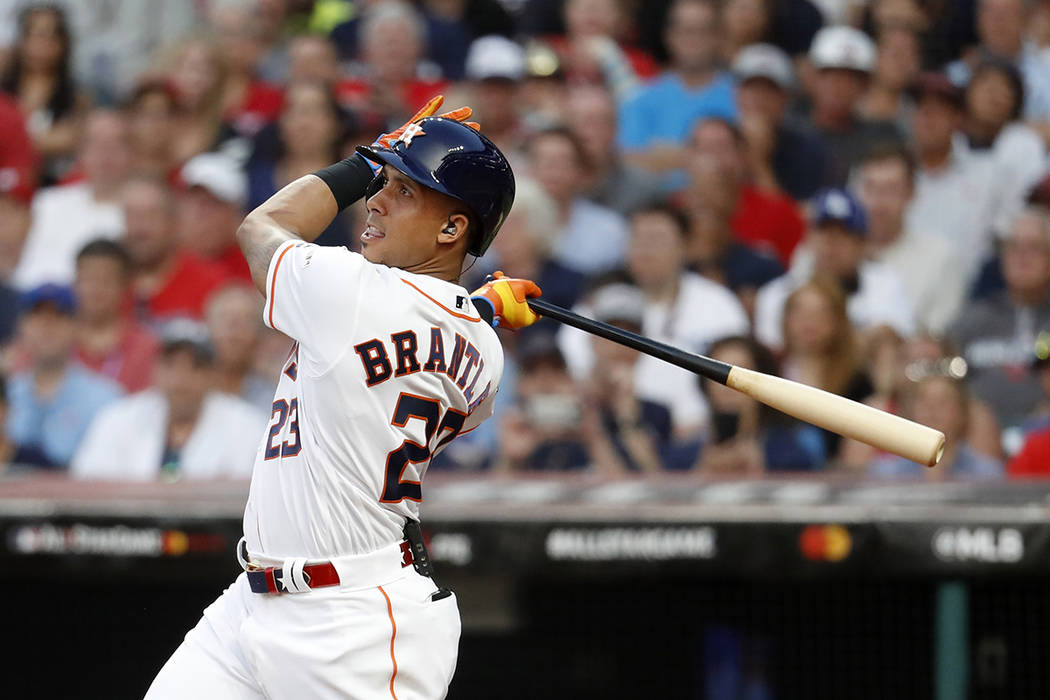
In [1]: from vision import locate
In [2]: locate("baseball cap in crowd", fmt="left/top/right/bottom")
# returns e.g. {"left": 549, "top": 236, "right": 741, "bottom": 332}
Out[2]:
{"left": 517, "top": 332, "right": 567, "bottom": 372}
{"left": 159, "top": 318, "right": 215, "bottom": 365}
{"left": 466, "top": 35, "right": 526, "bottom": 82}
{"left": 813, "top": 188, "right": 867, "bottom": 234}
{"left": 911, "top": 72, "right": 965, "bottom": 110}
{"left": 809, "top": 26, "right": 876, "bottom": 73}
{"left": 20, "top": 283, "right": 75, "bottom": 314}
{"left": 590, "top": 283, "right": 646, "bottom": 328}
{"left": 733, "top": 43, "right": 794, "bottom": 90}
{"left": 180, "top": 152, "right": 247, "bottom": 209}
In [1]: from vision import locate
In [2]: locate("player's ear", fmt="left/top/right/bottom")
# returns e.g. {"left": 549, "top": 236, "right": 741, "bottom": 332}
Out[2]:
{"left": 437, "top": 212, "right": 470, "bottom": 246}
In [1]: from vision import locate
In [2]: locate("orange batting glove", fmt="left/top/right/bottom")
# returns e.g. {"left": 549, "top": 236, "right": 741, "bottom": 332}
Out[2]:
{"left": 375, "top": 95, "right": 481, "bottom": 150}
{"left": 471, "top": 271, "right": 542, "bottom": 330}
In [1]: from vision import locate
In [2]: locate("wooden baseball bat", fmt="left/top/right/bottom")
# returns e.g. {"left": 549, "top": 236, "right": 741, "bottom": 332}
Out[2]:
{"left": 527, "top": 298, "right": 945, "bottom": 467}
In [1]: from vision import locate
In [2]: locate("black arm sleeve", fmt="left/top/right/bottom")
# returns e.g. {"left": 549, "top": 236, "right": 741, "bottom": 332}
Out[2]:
{"left": 312, "top": 153, "right": 377, "bottom": 211}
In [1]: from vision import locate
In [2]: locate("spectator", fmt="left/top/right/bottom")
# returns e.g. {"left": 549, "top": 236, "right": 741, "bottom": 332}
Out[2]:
{"left": 494, "top": 335, "right": 590, "bottom": 472}
{"left": 125, "top": 80, "right": 180, "bottom": 181}
{"left": 566, "top": 84, "right": 663, "bottom": 216}
{"left": 0, "top": 4, "right": 85, "bottom": 183}
{"left": 0, "top": 92, "right": 35, "bottom": 346}
{"left": 72, "top": 320, "right": 265, "bottom": 480}
{"left": 780, "top": 278, "right": 874, "bottom": 462}
{"left": 695, "top": 335, "right": 825, "bottom": 474}
{"left": 208, "top": 1, "right": 284, "bottom": 142}
{"left": 419, "top": 0, "right": 515, "bottom": 82}
{"left": 964, "top": 59, "right": 1048, "bottom": 237}
{"left": 947, "top": 0, "right": 1050, "bottom": 125}
{"left": 463, "top": 36, "right": 529, "bottom": 162}
{"left": 12, "top": 108, "right": 131, "bottom": 290}
{"left": 519, "top": 40, "right": 570, "bottom": 131}
{"left": 687, "top": 202, "right": 783, "bottom": 320}
{"left": 857, "top": 24, "right": 922, "bottom": 135}
{"left": 205, "top": 284, "right": 274, "bottom": 413}
{"left": 246, "top": 81, "right": 352, "bottom": 249}
{"left": 721, "top": 0, "right": 772, "bottom": 63}
{"left": 72, "top": 239, "right": 158, "bottom": 394}
{"left": 288, "top": 34, "right": 342, "bottom": 87}
{"left": 0, "top": 372, "right": 51, "bottom": 469}
{"left": 122, "top": 175, "right": 229, "bottom": 324}
{"left": 159, "top": 37, "right": 229, "bottom": 163}
{"left": 804, "top": 26, "right": 904, "bottom": 186}
{"left": 579, "top": 283, "right": 672, "bottom": 473}
{"left": 559, "top": 204, "right": 750, "bottom": 439}
{"left": 948, "top": 206, "right": 1050, "bottom": 429}
{"left": 1007, "top": 343, "right": 1050, "bottom": 476}
{"left": 684, "top": 117, "right": 805, "bottom": 267}
{"left": 854, "top": 143, "right": 966, "bottom": 335}
{"left": 755, "top": 187, "right": 915, "bottom": 349}
{"left": 178, "top": 152, "right": 251, "bottom": 281}
{"left": 339, "top": 2, "right": 447, "bottom": 128}
{"left": 525, "top": 126, "right": 629, "bottom": 275}
{"left": 618, "top": 0, "right": 736, "bottom": 181}
{"left": 544, "top": 0, "right": 658, "bottom": 94}
{"left": 476, "top": 178, "right": 585, "bottom": 336}
{"left": 732, "top": 42, "right": 828, "bottom": 201}
{"left": 869, "top": 375, "right": 1003, "bottom": 480}
{"left": 905, "top": 72, "right": 999, "bottom": 285}
{"left": 5, "top": 284, "right": 122, "bottom": 466}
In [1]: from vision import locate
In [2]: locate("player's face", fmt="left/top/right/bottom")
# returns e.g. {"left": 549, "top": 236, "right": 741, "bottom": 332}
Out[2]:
{"left": 361, "top": 166, "right": 463, "bottom": 268}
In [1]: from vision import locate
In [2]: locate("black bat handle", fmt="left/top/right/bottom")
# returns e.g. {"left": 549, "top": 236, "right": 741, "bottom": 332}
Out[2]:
{"left": 526, "top": 297, "right": 732, "bottom": 386}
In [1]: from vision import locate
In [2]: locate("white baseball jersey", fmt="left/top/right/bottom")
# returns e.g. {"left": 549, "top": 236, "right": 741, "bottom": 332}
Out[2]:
{"left": 242, "top": 240, "right": 503, "bottom": 559}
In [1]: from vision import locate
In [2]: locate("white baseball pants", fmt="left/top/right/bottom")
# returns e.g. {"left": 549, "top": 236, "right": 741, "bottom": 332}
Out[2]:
{"left": 144, "top": 543, "right": 461, "bottom": 700}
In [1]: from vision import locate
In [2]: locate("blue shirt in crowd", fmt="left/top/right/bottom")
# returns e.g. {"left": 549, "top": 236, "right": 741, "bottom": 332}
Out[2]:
{"left": 618, "top": 72, "right": 738, "bottom": 151}
{"left": 5, "top": 364, "right": 123, "bottom": 467}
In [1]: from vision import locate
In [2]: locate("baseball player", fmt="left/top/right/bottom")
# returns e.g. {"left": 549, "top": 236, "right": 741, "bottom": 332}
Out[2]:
{"left": 145, "top": 97, "right": 541, "bottom": 699}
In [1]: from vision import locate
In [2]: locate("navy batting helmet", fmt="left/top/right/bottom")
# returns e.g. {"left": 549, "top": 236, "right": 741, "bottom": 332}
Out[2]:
{"left": 356, "top": 117, "right": 515, "bottom": 258}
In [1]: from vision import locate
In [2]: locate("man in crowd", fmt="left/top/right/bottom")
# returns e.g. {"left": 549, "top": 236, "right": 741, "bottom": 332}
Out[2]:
{"left": 122, "top": 175, "right": 230, "bottom": 325}
{"left": 13, "top": 109, "right": 132, "bottom": 290}
{"left": 205, "top": 284, "right": 274, "bottom": 412}
{"left": 73, "top": 239, "right": 159, "bottom": 393}
{"left": 5, "top": 284, "right": 122, "bottom": 467}
{"left": 906, "top": 72, "right": 999, "bottom": 286}
{"left": 618, "top": 0, "right": 736, "bottom": 184}
{"left": 684, "top": 117, "right": 805, "bottom": 267}
{"left": 854, "top": 144, "right": 965, "bottom": 335}
{"left": 949, "top": 207, "right": 1050, "bottom": 430}
{"left": 804, "top": 26, "right": 903, "bottom": 187}
{"left": 463, "top": 35, "right": 529, "bottom": 161}
{"left": 73, "top": 321, "right": 265, "bottom": 480}
{"left": 754, "top": 187, "right": 915, "bottom": 349}
{"left": 177, "top": 152, "right": 251, "bottom": 281}
{"left": 732, "top": 42, "right": 828, "bottom": 201}
{"left": 526, "top": 126, "right": 629, "bottom": 276}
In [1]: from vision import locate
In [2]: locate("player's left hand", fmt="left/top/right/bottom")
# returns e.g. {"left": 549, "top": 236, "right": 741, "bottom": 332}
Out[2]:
{"left": 471, "top": 271, "right": 542, "bottom": 330}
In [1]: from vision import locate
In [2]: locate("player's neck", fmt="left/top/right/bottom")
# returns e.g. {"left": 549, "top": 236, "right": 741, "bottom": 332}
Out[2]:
{"left": 401, "top": 255, "right": 465, "bottom": 284}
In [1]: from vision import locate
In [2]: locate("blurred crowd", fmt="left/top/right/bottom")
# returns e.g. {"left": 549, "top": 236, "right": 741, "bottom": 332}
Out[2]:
{"left": 3, "top": 0, "right": 1050, "bottom": 482}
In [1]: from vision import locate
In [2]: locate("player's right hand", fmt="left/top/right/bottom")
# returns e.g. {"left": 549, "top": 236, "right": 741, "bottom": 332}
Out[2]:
{"left": 366, "top": 96, "right": 481, "bottom": 174}
{"left": 471, "top": 271, "right": 542, "bottom": 330}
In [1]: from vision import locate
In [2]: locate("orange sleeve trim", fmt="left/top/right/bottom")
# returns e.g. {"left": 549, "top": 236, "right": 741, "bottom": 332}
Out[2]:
{"left": 267, "top": 244, "right": 295, "bottom": 328}
{"left": 378, "top": 585, "right": 400, "bottom": 700}
{"left": 400, "top": 278, "right": 480, "bottom": 323}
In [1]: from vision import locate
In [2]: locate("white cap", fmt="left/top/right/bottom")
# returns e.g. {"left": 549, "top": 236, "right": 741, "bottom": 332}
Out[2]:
{"left": 591, "top": 283, "right": 646, "bottom": 326}
{"left": 733, "top": 43, "right": 794, "bottom": 90}
{"left": 809, "top": 26, "right": 876, "bottom": 73}
{"left": 465, "top": 35, "right": 526, "bottom": 82}
{"left": 180, "top": 152, "right": 247, "bottom": 208}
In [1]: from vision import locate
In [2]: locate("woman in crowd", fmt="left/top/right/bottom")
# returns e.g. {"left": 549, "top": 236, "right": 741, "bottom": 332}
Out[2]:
{"left": 246, "top": 80, "right": 352, "bottom": 248}
{"left": 695, "top": 335, "right": 825, "bottom": 474}
{"left": 779, "top": 278, "right": 873, "bottom": 463}
{"left": 869, "top": 374, "right": 1003, "bottom": 480}
{"left": 125, "top": 79, "right": 181, "bottom": 181}
{"left": 0, "top": 4, "right": 85, "bottom": 183}
{"left": 160, "top": 37, "right": 229, "bottom": 163}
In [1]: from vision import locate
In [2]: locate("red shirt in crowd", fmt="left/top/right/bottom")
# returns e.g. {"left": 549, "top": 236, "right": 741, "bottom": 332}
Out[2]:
{"left": 1007, "top": 429, "right": 1050, "bottom": 478}
{"left": 729, "top": 184, "right": 806, "bottom": 267}
{"left": 137, "top": 252, "right": 230, "bottom": 322}
{"left": 225, "top": 80, "right": 285, "bottom": 138}
{"left": 336, "top": 78, "right": 448, "bottom": 126}
{"left": 75, "top": 323, "right": 160, "bottom": 393}
{"left": 214, "top": 244, "right": 252, "bottom": 282}
{"left": 0, "top": 92, "right": 37, "bottom": 202}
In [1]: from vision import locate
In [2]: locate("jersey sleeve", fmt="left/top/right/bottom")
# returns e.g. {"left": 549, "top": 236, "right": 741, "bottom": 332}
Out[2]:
{"left": 263, "top": 240, "right": 370, "bottom": 371}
